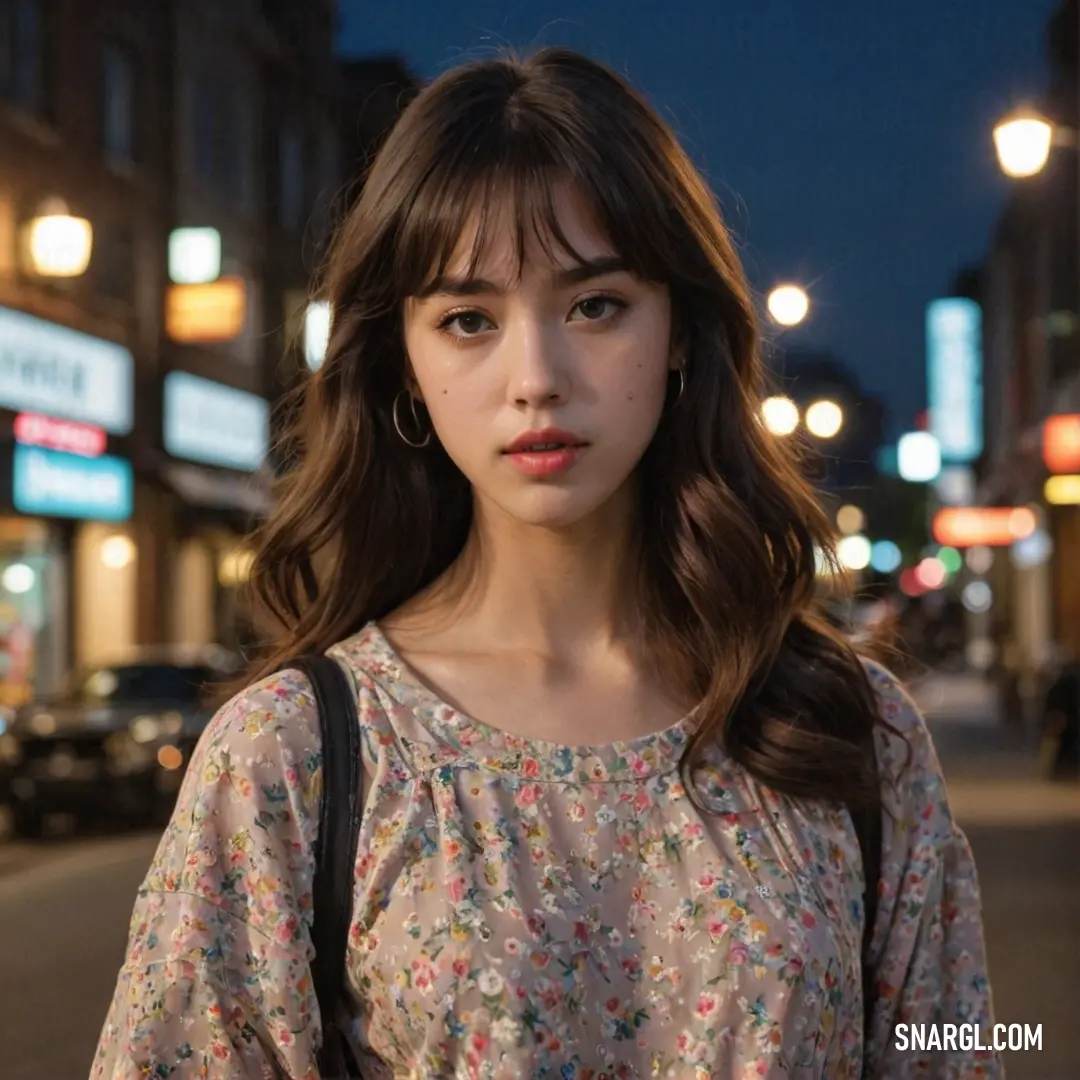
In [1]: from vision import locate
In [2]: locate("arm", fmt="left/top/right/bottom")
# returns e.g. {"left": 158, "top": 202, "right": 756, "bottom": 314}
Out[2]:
{"left": 90, "top": 669, "right": 325, "bottom": 1080}
{"left": 862, "top": 663, "right": 1002, "bottom": 1080}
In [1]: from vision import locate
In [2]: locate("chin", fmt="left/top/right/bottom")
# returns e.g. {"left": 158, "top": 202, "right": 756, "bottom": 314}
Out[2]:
{"left": 494, "top": 481, "right": 628, "bottom": 530}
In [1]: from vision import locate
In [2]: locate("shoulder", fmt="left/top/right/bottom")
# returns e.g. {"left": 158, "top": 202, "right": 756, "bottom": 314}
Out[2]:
{"left": 183, "top": 626, "right": 409, "bottom": 822}
{"left": 327, "top": 623, "right": 416, "bottom": 738}
{"left": 859, "top": 658, "right": 941, "bottom": 794}
{"left": 202, "top": 623, "right": 398, "bottom": 759}
{"left": 860, "top": 658, "right": 924, "bottom": 735}
{"left": 169, "top": 668, "right": 325, "bottom": 850}
{"left": 199, "top": 666, "right": 322, "bottom": 765}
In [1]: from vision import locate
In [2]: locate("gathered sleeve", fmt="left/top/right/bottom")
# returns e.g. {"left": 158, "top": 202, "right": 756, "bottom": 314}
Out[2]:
{"left": 90, "top": 669, "right": 327, "bottom": 1080}
{"left": 862, "top": 662, "right": 1002, "bottom": 1079}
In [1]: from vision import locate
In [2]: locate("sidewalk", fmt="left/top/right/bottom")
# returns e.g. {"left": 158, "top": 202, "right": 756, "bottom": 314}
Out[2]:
{"left": 911, "top": 670, "right": 1080, "bottom": 825}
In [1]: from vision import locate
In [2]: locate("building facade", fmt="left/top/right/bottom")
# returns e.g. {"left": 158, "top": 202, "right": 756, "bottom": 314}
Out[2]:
{"left": 0, "top": 0, "right": 346, "bottom": 702}
{"left": 976, "top": 0, "right": 1080, "bottom": 702}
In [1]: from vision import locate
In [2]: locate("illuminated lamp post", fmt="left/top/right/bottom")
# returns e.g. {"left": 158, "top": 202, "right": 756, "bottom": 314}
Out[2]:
{"left": 766, "top": 284, "right": 810, "bottom": 327}
{"left": 992, "top": 108, "right": 1070, "bottom": 179}
{"left": 22, "top": 198, "right": 93, "bottom": 278}
{"left": 805, "top": 399, "right": 843, "bottom": 440}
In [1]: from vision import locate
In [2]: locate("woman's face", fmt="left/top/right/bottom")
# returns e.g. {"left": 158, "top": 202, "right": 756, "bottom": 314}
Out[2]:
{"left": 402, "top": 185, "right": 676, "bottom": 529}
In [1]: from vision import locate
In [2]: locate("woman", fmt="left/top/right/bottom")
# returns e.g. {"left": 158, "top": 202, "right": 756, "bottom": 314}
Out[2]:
{"left": 93, "top": 48, "right": 999, "bottom": 1079}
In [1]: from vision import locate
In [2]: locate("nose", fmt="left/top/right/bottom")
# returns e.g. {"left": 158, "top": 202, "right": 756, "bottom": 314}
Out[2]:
{"left": 504, "top": 317, "right": 570, "bottom": 409}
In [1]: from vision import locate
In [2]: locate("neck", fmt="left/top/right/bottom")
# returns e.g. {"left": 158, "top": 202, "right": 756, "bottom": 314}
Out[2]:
{"left": 429, "top": 487, "right": 642, "bottom": 659}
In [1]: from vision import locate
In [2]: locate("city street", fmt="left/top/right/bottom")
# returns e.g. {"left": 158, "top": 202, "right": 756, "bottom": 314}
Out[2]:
{"left": 0, "top": 830, "right": 161, "bottom": 1080}
{"left": 0, "top": 675, "right": 1076, "bottom": 1079}
{"left": 913, "top": 673, "right": 1080, "bottom": 1080}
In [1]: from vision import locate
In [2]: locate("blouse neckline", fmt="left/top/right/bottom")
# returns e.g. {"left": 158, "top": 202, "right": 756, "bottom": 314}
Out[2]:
{"left": 342, "top": 621, "right": 702, "bottom": 782}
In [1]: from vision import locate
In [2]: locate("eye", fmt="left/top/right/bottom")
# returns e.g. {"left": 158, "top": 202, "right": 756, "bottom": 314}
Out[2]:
{"left": 436, "top": 309, "right": 493, "bottom": 338}
{"left": 569, "top": 295, "right": 627, "bottom": 322}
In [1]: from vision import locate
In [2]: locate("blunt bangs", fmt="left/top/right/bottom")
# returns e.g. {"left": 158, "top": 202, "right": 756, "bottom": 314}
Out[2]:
{"left": 386, "top": 77, "right": 687, "bottom": 298}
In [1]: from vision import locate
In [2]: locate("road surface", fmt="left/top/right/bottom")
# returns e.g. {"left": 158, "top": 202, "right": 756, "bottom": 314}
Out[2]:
{"left": 0, "top": 831, "right": 162, "bottom": 1080}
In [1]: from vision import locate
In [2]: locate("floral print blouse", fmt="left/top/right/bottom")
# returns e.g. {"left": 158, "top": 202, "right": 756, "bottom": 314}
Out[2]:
{"left": 92, "top": 623, "right": 1000, "bottom": 1079}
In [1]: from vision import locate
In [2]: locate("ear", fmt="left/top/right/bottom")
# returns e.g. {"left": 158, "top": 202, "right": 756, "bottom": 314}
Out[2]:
{"left": 669, "top": 323, "right": 690, "bottom": 372}
{"left": 403, "top": 364, "right": 424, "bottom": 403}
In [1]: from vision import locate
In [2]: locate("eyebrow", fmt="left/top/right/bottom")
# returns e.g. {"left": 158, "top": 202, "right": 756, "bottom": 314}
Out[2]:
{"left": 417, "top": 255, "right": 630, "bottom": 299}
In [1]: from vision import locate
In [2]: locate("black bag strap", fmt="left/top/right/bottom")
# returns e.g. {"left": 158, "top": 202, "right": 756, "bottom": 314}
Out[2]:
{"left": 849, "top": 722, "right": 882, "bottom": 1052}
{"left": 287, "top": 654, "right": 364, "bottom": 1079}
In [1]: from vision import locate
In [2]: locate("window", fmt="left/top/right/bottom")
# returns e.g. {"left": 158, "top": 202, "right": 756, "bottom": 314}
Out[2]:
{"left": 102, "top": 40, "right": 136, "bottom": 164}
{"left": 192, "top": 69, "right": 218, "bottom": 187}
{"left": 225, "top": 80, "right": 255, "bottom": 212}
{"left": 308, "top": 122, "right": 339, "bottom": 241}
{"left": 279, "top": 126, "right": 305, "bottom": 229}
{"left": 0, "top": 0, "right": 44, "bottom": 114}
{"left": 189, "top": 61, "right": 256, "bottom": 213}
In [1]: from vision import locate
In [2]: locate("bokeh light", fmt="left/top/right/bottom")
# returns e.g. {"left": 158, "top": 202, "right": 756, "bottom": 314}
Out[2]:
{"left": 836, "top": 504, "right": 865, "bottom": 535}
{"left": 938, "top": 546, "right": 963, "bottom": 576}
{"left": 837, "top": 534, "right": 871, "bottom": 571}
{"left": 870, "top": 540, "right": 902, "bottom": 574}
{"left": 805, "top": 400, "right": 843, "bottom": 439}
{"left": 915, "top": 556, "right": 947, "bottom": 591}
{"left": 762, "top": 395, "right": 799, "bottom": 436}
{"left": 965, "top": 545, "right": 994, "bottom": 574}
{"left": 767, "top": 284, "right": 810, "bottom": 326}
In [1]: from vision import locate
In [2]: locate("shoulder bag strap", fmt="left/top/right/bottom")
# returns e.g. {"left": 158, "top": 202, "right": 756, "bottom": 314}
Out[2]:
{"left": 286, "top": 654, "right": 364, "bottom": 1079}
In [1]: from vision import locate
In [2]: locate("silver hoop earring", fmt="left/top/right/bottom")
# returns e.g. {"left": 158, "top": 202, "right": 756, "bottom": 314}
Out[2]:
{"left": 392, "top": 391, "right": 431, "bottom": 448}
{"left": 672, "top": 366, "right": 686, "bottom": 405}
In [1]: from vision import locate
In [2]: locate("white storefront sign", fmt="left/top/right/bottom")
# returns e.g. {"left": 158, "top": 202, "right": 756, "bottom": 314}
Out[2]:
{"left": 926, "top": 298, "right": 983, "bottom": 464}
{"left": 163, "top": 371, "right": 269, "bottom": 473}
{"left": 0, "top": 305, "right": 134, "bottom": 433}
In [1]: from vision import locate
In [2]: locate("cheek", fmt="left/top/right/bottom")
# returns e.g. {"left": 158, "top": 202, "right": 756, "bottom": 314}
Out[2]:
{"left": 418, "top": 379, "right": 493, "bottom": 473}
{"left": 604, "top": 355, "right": 671, "bottom": 430}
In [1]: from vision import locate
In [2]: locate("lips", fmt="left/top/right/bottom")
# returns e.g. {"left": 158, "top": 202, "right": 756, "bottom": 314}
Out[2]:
{"left": 504, "top": 428, "right": 589, "bottom": 454}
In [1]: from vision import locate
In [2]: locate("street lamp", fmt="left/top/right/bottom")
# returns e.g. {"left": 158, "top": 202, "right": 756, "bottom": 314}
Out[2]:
{"left": 805, "top": 399, "right": 843, "bottom": 439}
{"left": 992, "top": 107, "right": 1075, "bottom": 179}
{"left": 22, "top": 198, "right": 93, "bottom": 278}
{"left": 761, "top": 394, "right": 800, "bottom": 436}
{"left": 767, "top": 284, "right": 810, "bottom": 327}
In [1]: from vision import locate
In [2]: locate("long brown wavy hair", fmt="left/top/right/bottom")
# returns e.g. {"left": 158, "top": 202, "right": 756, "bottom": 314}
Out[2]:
{"left": 244, "top": 46, "right": 884, "bottom": 809}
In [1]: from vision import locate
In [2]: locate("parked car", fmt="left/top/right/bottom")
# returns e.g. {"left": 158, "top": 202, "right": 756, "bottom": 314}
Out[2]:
{"left": 0, "top": 646, "right": 240, "bottom": 838}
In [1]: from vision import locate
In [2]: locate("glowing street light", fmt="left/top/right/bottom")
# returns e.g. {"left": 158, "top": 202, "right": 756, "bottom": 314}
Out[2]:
{"left": 23, "top": 198, "right": 93, "bottom": 278}
{"left": 837, "top": 534, "right": 872, "bottom": 571}
{"left": 805, "top": 399, "right": 843, "bottom": 439}
{"left": 767, "top": 284, "right": 810, "bottom": 327}
{"left": 762, "top": 394, "right": 799, "bottom": 436}
{"left": 836, "top": 504, "right": 865, "bottom": 535}
{"left": 992, "top": 108, "right": 1057, "bottom": 178}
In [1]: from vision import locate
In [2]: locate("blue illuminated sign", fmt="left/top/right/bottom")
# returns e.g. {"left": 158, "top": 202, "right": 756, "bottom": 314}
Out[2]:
{"left": 926, "top": 298, "right": 983, "bottom": 464}
{"left": 163, "top": 371, "right": 268, "bottom": 472}
{"left": 13, "top": 446, "right": 133, "bottom": 521}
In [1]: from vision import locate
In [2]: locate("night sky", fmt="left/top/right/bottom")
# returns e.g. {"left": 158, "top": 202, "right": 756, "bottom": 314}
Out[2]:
{"left": 338, "top": 0, "right": 1057, "bottom": 437}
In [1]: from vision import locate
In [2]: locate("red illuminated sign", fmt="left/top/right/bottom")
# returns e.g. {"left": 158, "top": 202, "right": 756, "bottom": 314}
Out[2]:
{"left": 1043, "top": 414, "right": 1080, "bottom": 473}
{"left": 931, "top": 506, "right": 1036, "bottom": 548}
{"left": 14, "top": 412, "right": 107, "bottom": 458}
